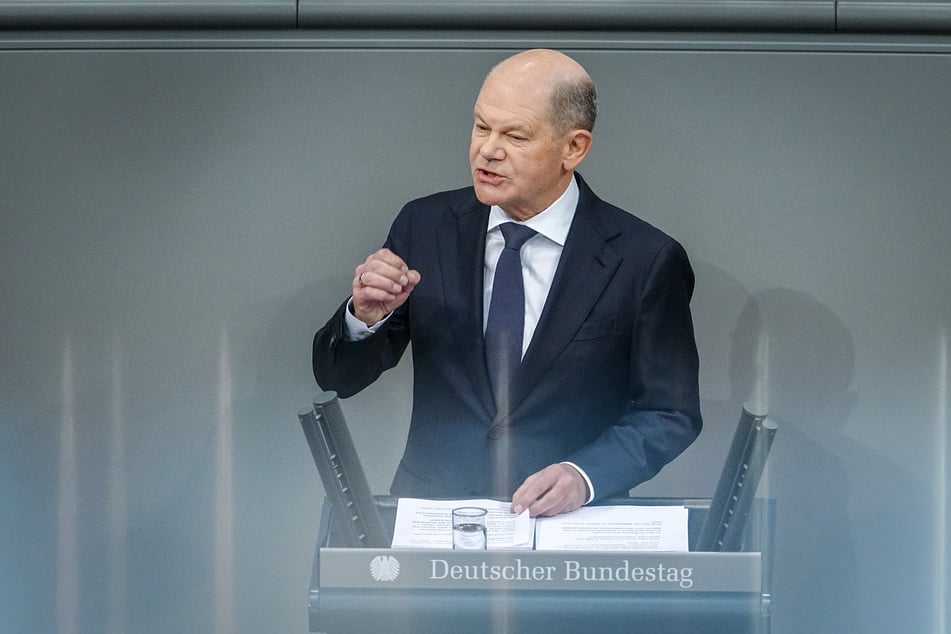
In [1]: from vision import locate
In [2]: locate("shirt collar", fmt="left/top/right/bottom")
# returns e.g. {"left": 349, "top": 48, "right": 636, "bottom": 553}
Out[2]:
{"left": 486, "top": 174, "right": 579, "bottom": 247}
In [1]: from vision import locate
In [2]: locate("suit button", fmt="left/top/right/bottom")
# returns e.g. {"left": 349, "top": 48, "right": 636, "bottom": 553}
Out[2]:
{"left": 469, "top": 490, "right": 482, "bottom": 497}
{"left": 487, "top": 424, "right": 503, "bottom": 440}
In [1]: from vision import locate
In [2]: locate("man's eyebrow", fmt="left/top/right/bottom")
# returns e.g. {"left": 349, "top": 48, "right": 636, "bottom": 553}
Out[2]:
{"left": 472, "top": 111, "right": 531, "bottom": 132}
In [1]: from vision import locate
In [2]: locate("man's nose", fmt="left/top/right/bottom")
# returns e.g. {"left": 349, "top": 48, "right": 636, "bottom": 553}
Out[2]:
{"left": 480, "top": 136, "right": 505, "bottom": 161}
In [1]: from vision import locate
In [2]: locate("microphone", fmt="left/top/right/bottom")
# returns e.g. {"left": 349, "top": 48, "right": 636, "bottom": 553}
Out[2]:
{"left": 298, "top": 391, "right": 389, "bottom": 548}
{"left": 696, "top": 403, "right": 778, "bottom": 552}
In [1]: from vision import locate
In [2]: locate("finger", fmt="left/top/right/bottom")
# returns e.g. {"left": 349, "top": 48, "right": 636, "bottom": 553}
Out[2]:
{"left": 373, "top": 248, "right": 409, "bottom": 269}
{"left": 355, "top": 268, "right": 405, "bottom": 297}
{"left": 530, "top": 486, "right": 580, "bottom": 518}
{"left": 354, "top": 270, "right": 404, "bottom": 296}
{"left": 359, "top": 254, "right": 413, "bottom": 291}
{"left": 528, "top": 475, "right": 574, "bottom": 517}
{"left": 368, "top": 249, "right": 412, "bottom": 281}
{"left": 514, "top": 465, "right": 586, "bottom": 517}
{"left": 511, "top": 469, "right": 558, "bottom": 515}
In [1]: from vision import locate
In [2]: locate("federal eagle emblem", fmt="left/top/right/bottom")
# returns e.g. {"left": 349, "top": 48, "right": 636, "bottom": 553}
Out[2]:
{"left": 369, "top": 555, "right": 400, "bottom": 582}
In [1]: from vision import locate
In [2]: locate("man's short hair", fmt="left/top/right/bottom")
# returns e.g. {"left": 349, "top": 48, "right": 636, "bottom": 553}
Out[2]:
{"left": 549, "top": 76, "right": 598, "bottom": 135}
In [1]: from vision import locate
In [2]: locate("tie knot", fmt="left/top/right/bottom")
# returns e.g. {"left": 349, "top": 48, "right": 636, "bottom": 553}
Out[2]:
{"left": 499, "top": 222, "right": 537, "bottom": 251}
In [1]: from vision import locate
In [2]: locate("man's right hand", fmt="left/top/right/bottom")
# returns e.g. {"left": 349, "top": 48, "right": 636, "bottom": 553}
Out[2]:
{"left": 351, "top": 248, "right": 420, "bottom": 327}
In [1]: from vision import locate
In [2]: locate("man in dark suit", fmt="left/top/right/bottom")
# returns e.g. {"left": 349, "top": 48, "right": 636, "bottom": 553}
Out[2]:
{"left": 313, "top": 49, "right": 701, "bottom": 517}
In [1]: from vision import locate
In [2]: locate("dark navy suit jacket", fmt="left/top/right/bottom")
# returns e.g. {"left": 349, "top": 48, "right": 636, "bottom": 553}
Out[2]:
{"left": 313, "top": 174, "right": 702, "bottom": 501}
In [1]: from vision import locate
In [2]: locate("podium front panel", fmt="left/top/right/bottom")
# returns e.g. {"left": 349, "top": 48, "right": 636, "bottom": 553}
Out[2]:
{"left": 308, "top": 498, "right": 773, "bottom": 634}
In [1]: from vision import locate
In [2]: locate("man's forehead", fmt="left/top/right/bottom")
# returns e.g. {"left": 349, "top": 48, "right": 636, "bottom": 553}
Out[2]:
{"left": 476, "top": 72, "right": 550, "bottom": 111}
{"left": 473, "top": 97, "right": 543, "bottom": 128}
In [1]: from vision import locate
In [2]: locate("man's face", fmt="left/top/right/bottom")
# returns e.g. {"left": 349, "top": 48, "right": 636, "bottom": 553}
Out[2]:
{"left": 469, "top": 74, "right": 573, "bottom": 221}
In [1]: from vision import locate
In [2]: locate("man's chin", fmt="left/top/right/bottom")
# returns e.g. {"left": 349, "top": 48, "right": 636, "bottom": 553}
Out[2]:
{"left": 472, "top": 182, "right": 505, "bottom": 207}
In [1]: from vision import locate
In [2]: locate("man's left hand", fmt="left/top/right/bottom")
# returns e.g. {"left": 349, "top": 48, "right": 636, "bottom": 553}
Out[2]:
{"left": 511, "top": 463, "right": 588, "bottom": 517}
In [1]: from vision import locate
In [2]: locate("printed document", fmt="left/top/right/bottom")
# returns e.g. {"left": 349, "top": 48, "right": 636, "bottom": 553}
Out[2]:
{"left": 391, "top": 499, "right": 688, "bottom": 551}
{"left": 534, "top": 505, "right": 689, "bottom": 551}
{"left": 391, "top": 498, "right": 534, "bottom": 550}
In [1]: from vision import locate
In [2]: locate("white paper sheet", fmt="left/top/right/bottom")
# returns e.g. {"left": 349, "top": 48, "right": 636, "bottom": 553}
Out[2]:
{"left": 391, "top": 498, "right": 534, "bottom": 550}
{"left": 534, "top": 505, "right": 689, "bottom": 552}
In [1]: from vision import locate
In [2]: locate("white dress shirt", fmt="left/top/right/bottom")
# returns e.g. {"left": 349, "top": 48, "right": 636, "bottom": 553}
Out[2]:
{"left": 482, "top": 176, "right": 578, "bottom": 357}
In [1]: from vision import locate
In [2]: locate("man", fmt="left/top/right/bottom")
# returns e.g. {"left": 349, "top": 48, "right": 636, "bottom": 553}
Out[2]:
{"left": 313, "top": 49, "right": 701, "bottom": 517}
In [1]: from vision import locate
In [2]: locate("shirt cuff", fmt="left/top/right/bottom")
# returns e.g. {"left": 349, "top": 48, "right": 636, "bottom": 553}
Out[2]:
{"left": 560, "top": 461, "right": 595, "bottom": 505}
{"left": 343, "top": 297, "right": 391, "bottom": 340}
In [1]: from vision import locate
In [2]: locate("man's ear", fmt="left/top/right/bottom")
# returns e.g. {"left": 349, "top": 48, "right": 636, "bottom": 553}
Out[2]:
{"left": 563, "top": 129, "right": 593, "bottom": 171}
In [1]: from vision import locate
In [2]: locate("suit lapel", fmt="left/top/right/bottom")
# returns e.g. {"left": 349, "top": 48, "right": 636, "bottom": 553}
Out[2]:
{"left": 511, "top": 182, "right": 622, "bottom": 411}
{"left": 437, "top": 196, "right": 497, "bottom": 418}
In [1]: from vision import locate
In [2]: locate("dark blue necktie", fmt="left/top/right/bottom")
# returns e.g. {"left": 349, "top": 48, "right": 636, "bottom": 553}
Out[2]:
{"left": 485, "top": 222, "right": 537, "bottom": 405}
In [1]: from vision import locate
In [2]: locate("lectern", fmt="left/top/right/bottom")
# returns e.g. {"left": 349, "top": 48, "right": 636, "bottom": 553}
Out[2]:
{"left": 307, "top": 496, "right": 774, "bottom": 634}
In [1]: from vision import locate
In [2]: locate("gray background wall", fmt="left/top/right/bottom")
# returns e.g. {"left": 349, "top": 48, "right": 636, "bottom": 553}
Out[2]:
{"left": 1, "top": 29, "right": 949, "bottom": 634}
